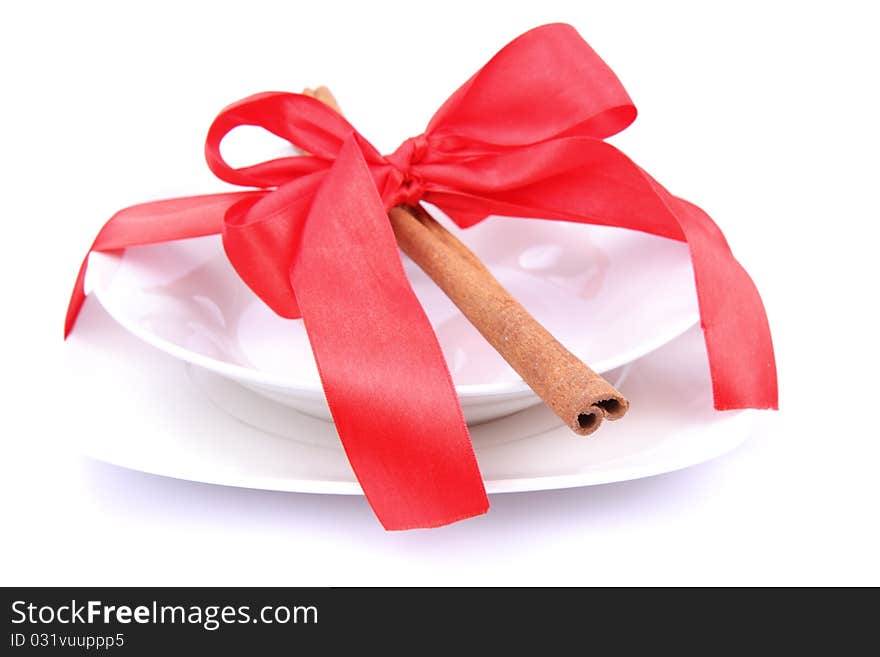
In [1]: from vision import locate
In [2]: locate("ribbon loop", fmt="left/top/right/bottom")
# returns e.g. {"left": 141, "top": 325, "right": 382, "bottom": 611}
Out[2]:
{"left": 426, "top": 23, "right": 637, "bottom": 148}
{"left": 204, "top": 91, "right": 357, "bottom": 188}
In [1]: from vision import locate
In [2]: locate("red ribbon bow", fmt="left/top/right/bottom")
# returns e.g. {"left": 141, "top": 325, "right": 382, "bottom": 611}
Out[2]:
{"left": 66, "top": 23, "right": 777, "bottom": 529}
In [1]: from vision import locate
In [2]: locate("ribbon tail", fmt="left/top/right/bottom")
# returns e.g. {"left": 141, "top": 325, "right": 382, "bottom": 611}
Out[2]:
{"left": 422, "top": 136, "right": 777, "bottom": 411}
{"left": 640, "top": 176, "right": 778, "bottom": 410}
{"left": 291, "top": 136, "right": 488, "bottom": 529}
{"left": 64, "top": 191, "right": 265, "bottom": 338}
{"left": 65, "top": 256, "right": 92, "bottom": 339}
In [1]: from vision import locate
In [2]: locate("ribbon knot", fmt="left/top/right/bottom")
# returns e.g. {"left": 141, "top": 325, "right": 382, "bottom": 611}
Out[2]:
{"left": 385, "top": 134, "right": 429, "bottom": 207}
{"left": 64, "top": 23, "right": 777, "bottom": 531}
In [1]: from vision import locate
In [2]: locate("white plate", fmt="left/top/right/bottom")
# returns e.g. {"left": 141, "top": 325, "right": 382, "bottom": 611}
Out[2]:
{"left": 86, "top": 209, "right": 700, "bottom": 423}
{"left": 69, "top": 302, "right": 754, "bottom": 496}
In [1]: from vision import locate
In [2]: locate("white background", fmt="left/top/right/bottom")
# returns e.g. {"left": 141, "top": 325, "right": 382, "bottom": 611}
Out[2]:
{"left": 2, "top": 0, "right": 878, "bottom": 585}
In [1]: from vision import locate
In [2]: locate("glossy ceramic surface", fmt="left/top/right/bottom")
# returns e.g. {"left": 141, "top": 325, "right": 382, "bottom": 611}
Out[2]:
{"left": 87, "top": 210, "right": 700, "bottom": 423}
{"left": 70, "top": 304, "right": 752, "bottom": 496}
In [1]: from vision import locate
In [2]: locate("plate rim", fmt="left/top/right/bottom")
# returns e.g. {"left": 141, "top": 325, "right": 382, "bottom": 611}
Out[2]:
{"left": 87, "top": 238, "right": 700, "bottom": 399}
{"left": 79, "top": 409, "right": 755, "bottom": 496}
{"left": 71, "top": 306, "right": 758, "bottom": 499}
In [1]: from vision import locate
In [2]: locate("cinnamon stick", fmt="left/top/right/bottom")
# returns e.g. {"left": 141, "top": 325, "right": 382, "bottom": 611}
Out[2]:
{"left": 303, "top": 87, "right": 628, "bottom": 435}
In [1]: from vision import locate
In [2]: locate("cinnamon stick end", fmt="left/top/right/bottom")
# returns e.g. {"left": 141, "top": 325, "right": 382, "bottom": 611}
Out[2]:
{"left": 569, "top": 394, "right": 629, "bottom": 437}
{"left": 574, "top": 409, "right": 603, "bottom": 435}
{"left": 596, "top": 396, "right": 629, "bottom": 421}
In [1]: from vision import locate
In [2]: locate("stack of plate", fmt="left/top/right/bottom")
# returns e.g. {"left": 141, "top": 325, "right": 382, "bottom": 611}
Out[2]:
{"left": 77, "top": 210, "right": 754, "bottom": 496}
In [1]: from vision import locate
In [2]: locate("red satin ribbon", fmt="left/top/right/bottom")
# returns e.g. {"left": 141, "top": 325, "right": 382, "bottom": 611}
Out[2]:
{"left": 65, "top": 23, "right": 777, "bottom": 529}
